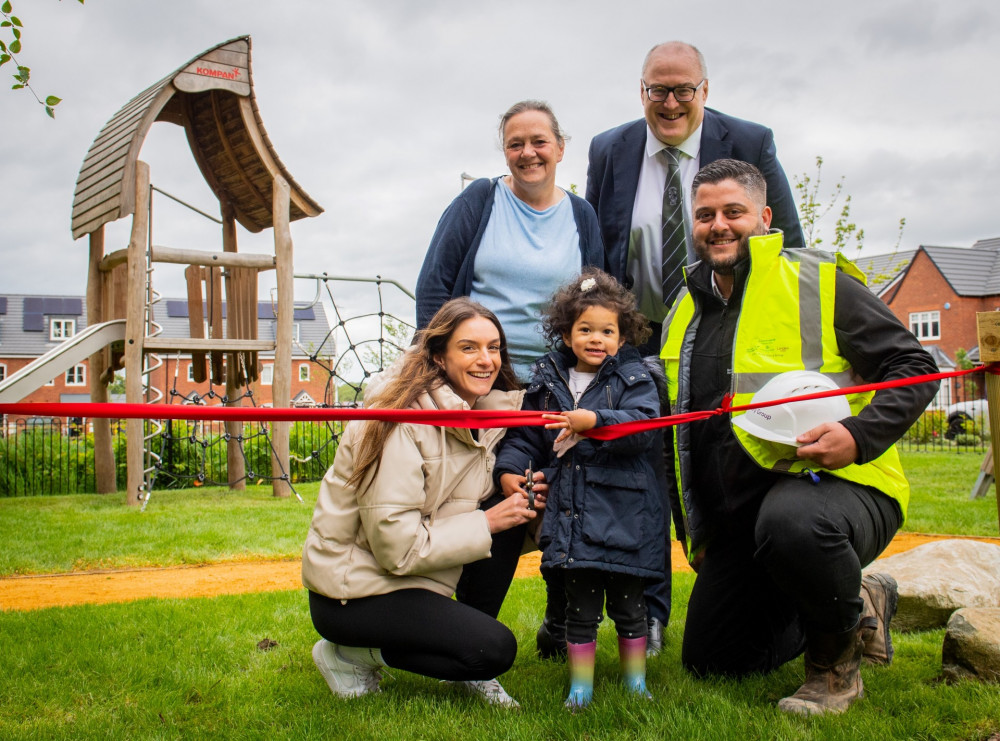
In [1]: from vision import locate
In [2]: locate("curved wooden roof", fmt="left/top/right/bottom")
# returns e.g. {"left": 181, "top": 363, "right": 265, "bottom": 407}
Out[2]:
{"left": 71, "top": 36, "right": 322, "bottom": 240}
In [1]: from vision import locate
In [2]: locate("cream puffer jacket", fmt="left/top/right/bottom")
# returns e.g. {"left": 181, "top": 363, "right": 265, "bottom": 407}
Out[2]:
{"left": 301, "top": 382, "right": 525, "bottom": 601}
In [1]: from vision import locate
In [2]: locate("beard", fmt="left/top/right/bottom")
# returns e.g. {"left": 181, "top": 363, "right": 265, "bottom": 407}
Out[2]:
{"left": 695, "top": 219, "right": 769, "bottom": 276}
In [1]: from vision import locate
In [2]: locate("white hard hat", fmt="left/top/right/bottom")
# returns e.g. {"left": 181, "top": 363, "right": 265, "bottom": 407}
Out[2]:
{"left": 732, "top": 371, "right": 852, "bottom": 446}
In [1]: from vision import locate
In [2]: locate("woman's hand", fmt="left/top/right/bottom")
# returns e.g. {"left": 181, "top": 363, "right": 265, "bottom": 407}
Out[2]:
{"left": 543, "top": 410, "right": 598, "bottom": 444}
{"left": 485, "top": 489, "right": 537, "bottom": 534}
{"left": 500, "top": 470, "right": 548, "bottom": 511}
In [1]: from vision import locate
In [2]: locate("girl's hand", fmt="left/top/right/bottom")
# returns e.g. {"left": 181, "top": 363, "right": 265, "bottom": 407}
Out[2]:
{"left": 499, "top": 470, "right": 549, "bottom": 511}
{"left": 485, "top": 490, "right": 537, "bottom": 533}
{"left": 543, "top": 410, "right": 598, "bottom": 443}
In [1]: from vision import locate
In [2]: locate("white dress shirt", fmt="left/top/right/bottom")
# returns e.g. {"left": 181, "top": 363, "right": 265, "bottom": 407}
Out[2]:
{"left": 627, "top": 124, "right": 702, "bottom": 323}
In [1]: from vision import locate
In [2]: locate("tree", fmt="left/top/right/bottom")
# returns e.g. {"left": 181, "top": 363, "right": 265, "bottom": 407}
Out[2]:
{"left": 360, "top": 315, "right": 412, "bottom": 372}
{"left": 1, "top": 0, "right": 84, "bottom": 118}
{"left": 793, "top": 155, "right": 905, "bottom": 255}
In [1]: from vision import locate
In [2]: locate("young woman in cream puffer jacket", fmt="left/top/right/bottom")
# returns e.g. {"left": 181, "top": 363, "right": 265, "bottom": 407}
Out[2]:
{"left": 301, "top": 381, "right": 523, "bottom": 600}
{"left": 301, "top": 298, "right": 539, "bottom": 706}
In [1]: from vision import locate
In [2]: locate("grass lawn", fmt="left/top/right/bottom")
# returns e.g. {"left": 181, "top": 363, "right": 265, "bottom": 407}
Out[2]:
{"left": 0, "top": 483, "right": 320, "bottom": 576}
{"left": 1, "top": 449, "right": 999, "bottom": 739}
{"left": 0, "top": 450, "right": 996, "bottom": 577}
{"left": 895, "top": 449, "right": 999, "bottom": 535}
{"left": 1, "top": 574, "right": 999, "bottom": 740}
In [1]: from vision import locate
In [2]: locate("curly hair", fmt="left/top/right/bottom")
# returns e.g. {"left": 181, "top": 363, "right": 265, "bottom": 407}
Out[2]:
{"left": 541, "top": 268, "right": 651, "bottom": 350}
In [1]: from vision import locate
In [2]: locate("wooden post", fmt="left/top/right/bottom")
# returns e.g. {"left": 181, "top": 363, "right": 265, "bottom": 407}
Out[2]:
{"left": 222, "top": 201, "right": 246, "bottom": 490}
{"left": 970, "top": 447, "right": 994, "bottom": 500}
{"left": 271, "top": 177, "right": 293, "bottom": 498}
{"left": 87, "top": 225, "right": 116, "bottom": 493}
{"left": 124, "top": 161, "right": 151, "bottom": 506}
{"left": 975, "top": 312, "right": 1000, "bottom": 532}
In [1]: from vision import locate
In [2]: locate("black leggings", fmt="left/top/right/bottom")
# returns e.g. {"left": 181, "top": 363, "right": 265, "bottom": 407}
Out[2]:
{"left": 309, "top": 588, "right": 517, "bottom": 681}
{"left": 563, "top": 568, "right": 647, "bottom": 644}
{"left": 455, "top": 494, "right": 527, "bottom": 620}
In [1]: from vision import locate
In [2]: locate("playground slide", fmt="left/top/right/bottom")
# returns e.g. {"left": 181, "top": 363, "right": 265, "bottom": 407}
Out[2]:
{"left": 0, "top": 319, "right": 127, "bottom": 404}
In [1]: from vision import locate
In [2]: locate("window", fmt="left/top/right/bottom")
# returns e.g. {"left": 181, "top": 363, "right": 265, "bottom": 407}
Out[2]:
{"left": 261, "top": 364, "right": 274, "bottom": 385}
{"left": 65, "top": 365, "right": 86, "bottom": 386}
{"left": 187, "top": 363, "right": 195, "bottom": 382}
{"left": 293, "top": 323, "right": 300, "bottom": 343}
{"left": 50, "top": 318, "right": 76, "bottom": 341}
{"left": 0, "top": 363, "right": 6, "bottom": 381}
{"left": 298, "top": 363, "right": 310, "bottom": 382}
{"left": 909, "top": 311, "right": 940, "bottom": 341}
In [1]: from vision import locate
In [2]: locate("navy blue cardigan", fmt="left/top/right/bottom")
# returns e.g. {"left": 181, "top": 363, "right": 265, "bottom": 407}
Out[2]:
{"left": 415, "top": 177, "right": 606, "bottom": 328}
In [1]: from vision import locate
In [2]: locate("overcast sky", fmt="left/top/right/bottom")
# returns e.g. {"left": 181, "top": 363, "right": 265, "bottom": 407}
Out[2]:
{"left": 2, "top": 0, "right": 998, "bottom": 323}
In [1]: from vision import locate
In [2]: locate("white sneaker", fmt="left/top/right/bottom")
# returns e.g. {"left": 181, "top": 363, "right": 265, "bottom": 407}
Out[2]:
{"left": 456, "top": 678, "right": 520, "bottom": 708}
{"left": 312, "top": 640, "right": 382, "bottom": 698}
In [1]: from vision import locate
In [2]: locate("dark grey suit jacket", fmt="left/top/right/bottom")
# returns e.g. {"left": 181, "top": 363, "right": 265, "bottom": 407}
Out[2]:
{"left": 585, "top": 108, "right": 804, "bottom": 285}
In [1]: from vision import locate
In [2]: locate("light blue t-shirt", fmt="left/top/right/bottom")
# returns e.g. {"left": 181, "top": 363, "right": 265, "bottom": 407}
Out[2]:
{"left": 470, "top": 180, "right": 581, "bottom": 381}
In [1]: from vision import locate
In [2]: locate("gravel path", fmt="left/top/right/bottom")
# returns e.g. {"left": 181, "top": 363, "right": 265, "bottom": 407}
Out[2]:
{"left": 2, "top": 532, "right": 999, "bottom": 612}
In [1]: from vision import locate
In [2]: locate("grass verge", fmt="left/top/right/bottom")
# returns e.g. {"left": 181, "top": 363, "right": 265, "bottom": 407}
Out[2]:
{"left": 1, "top": 574, "right": 998, "bottom": 740}
{"left": 1, "top": 451, "right": 997, "bottom": 577}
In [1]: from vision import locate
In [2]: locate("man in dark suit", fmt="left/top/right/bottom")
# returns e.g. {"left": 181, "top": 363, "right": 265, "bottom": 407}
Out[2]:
{"left": 587, "top": 41, "right": 803, "bottom": 338}
{"left": 582, "top": 41, "right": 803, "bottom": 657}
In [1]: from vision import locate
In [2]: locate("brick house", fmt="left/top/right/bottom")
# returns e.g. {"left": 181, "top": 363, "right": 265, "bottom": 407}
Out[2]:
{"left": 0, "top": 293, "right": 336, "bottom": 427}
{"left": 857, "top": 237, "right": 1000, "bottom": 406}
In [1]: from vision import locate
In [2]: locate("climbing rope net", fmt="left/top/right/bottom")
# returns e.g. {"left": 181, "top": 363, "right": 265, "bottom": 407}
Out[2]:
{"left": 144, "top": 274, "right": 414, "bottom": 502}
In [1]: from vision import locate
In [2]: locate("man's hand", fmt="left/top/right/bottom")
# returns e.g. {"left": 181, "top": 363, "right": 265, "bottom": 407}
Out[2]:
{"left": 543, "top": 410, "right": 598, "bottom": 444}
{"left": 499, "top": 470, "right": 548, "bottom": 511}
{"left": 484, "top": 489, "right": 537, "bottom": 533}
{"left": 796, "top": 421, "right": 858, "bottom": 469}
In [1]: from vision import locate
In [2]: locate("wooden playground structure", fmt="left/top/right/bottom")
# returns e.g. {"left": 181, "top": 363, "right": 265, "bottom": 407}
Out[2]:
{"left": 71, "top": 36, "right": 322, "bottom": 505}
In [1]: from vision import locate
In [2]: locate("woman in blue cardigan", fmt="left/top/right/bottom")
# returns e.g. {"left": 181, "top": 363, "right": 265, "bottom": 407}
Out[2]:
{"left": 415, "top": 100, "right": 605, "bottom": 655}
{"left": 415, "top": 100, "right": 605, "bottom": 383}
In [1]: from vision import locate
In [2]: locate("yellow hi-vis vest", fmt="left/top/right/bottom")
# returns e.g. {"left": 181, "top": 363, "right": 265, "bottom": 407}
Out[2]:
{"left": 661, "top": 233, "right": 910, "bottom": 530}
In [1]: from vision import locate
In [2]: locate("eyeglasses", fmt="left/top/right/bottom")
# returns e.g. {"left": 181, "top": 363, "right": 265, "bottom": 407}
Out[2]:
{"left": 643, "top": 79, "right": 705, "bottom": 103}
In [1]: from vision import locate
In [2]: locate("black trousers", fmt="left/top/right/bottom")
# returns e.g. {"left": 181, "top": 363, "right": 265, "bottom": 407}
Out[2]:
{"left": 309, "top": 588, "right": 517, "bottom": 681}
{"left": 563, "top": 568, "right": 648, "bottom": 644}
{"left": 455, "top": 494, "right": 528, "bottom": 620}
{"left": 308, "top": 495, "right": 524, "bottom": 682}
{"left": 636, "top": 321, "right": 672, "bottom": 625}
{"left": 681, "top": 474, "right": 902, "bottom": 678}
{"left": 640, "top": 427, "right": 672, "bottom": 624}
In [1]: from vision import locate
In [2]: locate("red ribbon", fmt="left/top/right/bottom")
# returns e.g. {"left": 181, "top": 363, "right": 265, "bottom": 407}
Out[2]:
{"left": 0, "top": 363, "right": 990, "bottom": 442}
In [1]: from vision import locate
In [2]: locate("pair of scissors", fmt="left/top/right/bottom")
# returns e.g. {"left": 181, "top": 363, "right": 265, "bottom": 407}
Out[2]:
{"left": 524, "top": 460, "right": 535, "bottom": 510}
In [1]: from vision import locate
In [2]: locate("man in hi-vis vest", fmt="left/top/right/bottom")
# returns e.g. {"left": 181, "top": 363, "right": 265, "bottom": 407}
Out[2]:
{"left": 661, "top": 159, "right": 938, "bottom": 716}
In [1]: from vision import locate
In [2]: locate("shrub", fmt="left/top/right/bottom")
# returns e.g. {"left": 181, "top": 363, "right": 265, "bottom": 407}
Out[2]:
{"left": 904, "top": 409, "right": 948, "bottom": 444}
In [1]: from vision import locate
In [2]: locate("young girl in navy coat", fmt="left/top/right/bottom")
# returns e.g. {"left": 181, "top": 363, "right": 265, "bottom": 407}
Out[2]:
{"left": 495, "top": 268, "right": 665, "bottom": 710}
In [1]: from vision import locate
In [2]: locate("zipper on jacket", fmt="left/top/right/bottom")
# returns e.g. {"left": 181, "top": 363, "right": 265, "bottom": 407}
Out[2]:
{"left": 553, "top": 357, "right": 614, "bottom": 411}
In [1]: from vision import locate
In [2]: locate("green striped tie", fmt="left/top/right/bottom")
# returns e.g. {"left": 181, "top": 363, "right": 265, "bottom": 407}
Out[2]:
{"left": 661, "top": 147, "right": 687, "bottom": 307}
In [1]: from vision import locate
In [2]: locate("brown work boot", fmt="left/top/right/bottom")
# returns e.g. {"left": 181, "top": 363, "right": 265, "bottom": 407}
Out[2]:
{"left": 777, "top": 625, "right": 865, "bottom": 716}
{"left": 860, "top": 573, "right": 898, "bottom": 665}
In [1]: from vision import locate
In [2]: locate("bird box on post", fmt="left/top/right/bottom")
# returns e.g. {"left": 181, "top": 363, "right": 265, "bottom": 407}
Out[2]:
{"left": 975, "top": 312, "right": 1000, "bottom": 532}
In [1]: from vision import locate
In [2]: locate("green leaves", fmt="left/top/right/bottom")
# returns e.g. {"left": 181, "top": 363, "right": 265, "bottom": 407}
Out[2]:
{"left": 2, "top": 0, "right": 74, "bottom": 118}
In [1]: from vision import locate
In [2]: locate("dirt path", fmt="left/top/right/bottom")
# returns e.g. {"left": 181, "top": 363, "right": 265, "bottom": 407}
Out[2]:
{"left": 2, "top": 532, "right": 999, "bottom": 613}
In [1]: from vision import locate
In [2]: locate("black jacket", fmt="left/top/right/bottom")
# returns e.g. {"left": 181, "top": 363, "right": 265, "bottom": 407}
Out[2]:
{"left": 678, "top": 256, "right": 940, "bottom": 544}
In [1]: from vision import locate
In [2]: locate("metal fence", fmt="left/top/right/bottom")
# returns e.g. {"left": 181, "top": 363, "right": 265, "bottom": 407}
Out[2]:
{"left": 3, "top": 400, "right": 994, "bottom": 497}
{"left": 899, "top": 376, "right": 989, "bottom": 454}
{"left": 0, "top": 417, "right": 342, "bottom": 496}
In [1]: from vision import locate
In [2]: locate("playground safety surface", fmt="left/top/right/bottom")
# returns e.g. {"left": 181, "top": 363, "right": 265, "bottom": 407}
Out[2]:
{"left": 2, "top": 532, "right": 1000, "bottom": 612}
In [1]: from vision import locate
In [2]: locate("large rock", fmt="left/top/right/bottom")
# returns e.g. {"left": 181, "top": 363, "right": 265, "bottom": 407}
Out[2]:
{"left": 863, "top": 539, "right": 1000, "bottom": 631}
{"left": 942, "top": 608, "right": 1000, "bottom": 683}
